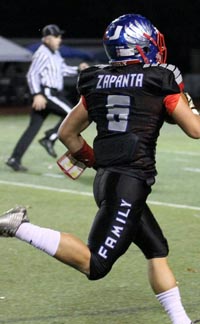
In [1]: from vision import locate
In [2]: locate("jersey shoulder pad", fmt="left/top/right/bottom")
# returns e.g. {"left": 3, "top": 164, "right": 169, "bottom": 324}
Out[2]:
{"left": 158, "top": 63, "right": 183, "bottom": 85}
{"left": 143, "top": 62, "right": 181, "bottom": 75}
{"left": 144, "top": 63, "right": 183, "bottom": 87}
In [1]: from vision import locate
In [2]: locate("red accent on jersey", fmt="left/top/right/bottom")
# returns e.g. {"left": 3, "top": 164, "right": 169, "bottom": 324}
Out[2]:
{"left": 81, "top": 95, "right": 87, "bottom": 109}
{"left": 164, "top": 93, "right": 181, "bottom": 113}
{"left": 72, "top": 140, "right": 95, "bottom": 167}
{"left": 179, "top": 82, "right": 184, "bottom": 91}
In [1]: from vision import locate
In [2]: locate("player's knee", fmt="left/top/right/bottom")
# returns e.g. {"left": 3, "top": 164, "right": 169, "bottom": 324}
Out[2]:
{"left": 87, "top": 253, "right": 112, "bottom": 281}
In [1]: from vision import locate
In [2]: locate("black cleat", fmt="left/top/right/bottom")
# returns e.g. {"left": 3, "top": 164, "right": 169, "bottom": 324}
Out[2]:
{"left": 6, "top": 158, "right": 28, "bottom": 172}
{"left": 192, "top": 320, "right": 200, "bottom": 323}
{"left": 39, "top": 138, "right": 57, "bottom": 158}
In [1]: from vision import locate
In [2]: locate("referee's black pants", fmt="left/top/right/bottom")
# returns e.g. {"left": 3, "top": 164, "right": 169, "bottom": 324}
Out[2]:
{"left": 10, "top": 89, "right": 72, "bottom": 162}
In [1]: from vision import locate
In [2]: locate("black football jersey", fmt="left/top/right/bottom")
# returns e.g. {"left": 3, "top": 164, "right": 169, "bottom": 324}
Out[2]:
{"left": 77, "top": 63, "right": 183, "bottom": 179}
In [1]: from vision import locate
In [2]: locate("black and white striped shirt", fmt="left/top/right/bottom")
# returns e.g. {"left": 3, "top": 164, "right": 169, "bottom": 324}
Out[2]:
{"left": 27, "top": 44, "right": 78, "bottom": 95}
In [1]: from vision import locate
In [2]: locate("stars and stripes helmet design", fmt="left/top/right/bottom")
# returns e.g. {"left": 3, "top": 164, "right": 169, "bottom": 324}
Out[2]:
{"left": 103, "top": 14, "right": 167, "bottom": 64}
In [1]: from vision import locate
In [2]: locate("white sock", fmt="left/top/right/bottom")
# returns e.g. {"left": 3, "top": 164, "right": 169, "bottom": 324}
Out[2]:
{"left": 156, "top": 286, "right": 191, "bottom": 324}
{"left": 15, "top": 223, "right": 60, "bottom": 256}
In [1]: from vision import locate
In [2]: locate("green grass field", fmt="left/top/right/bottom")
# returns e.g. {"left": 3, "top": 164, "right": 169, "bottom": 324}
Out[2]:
{"left": 0, "top": 114, "right": 200, "bottom": 324}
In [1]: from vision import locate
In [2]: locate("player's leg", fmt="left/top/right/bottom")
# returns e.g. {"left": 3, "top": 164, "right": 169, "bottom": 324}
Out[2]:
{"left": 54, "top": 233, "right": 91, "bottom": 274}
{"left": 0, "top": 206, "right": 91, "bottom": 275}
{"left": 134, "top": 204, "right": 192, "bottom": 324}
{"left": 0, "top": 170, "right": 150, "bottom": 279}
{"left": 18, "top": 227, "right": 91, "bottom": 275}
{"left": 88, "top": 169, "right": 151, "bottom": 280}
{"left": 151, "top": 257, "right": 191, "bottom": 324}
{"left": 148, "top": 257, "right": 176, "bottom": 293}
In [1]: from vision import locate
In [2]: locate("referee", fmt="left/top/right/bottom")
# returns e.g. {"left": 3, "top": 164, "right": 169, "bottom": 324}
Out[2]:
{"left": 6, "top": 24, "right": 88, "bottom": 171}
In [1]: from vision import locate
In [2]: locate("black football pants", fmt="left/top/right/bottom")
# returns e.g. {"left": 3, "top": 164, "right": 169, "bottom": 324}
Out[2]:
{"left": 88, "top": 169, "right": 169, "bottom": 280}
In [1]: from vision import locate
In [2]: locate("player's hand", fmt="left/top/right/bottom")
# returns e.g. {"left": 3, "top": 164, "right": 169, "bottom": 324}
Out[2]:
{"left": 78, "top": 62, "right": 89, "bottom": 71}
{"left": 32, "top": 94, "right": 47, "bottom": 110}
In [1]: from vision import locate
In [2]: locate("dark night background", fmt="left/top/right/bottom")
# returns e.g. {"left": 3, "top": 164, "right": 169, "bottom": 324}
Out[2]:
{"left": 1, "top": 0, "right": 200, "bottom": 73}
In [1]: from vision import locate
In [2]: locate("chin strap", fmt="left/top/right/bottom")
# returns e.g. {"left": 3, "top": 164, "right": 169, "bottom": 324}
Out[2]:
{"left": 135, "top": 45, "right": 149, "bottom": 64}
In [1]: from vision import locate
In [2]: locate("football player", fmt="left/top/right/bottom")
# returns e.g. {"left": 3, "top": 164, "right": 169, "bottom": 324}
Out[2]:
{"left": 1, "top": 14, "right": 200, "bottom": 324}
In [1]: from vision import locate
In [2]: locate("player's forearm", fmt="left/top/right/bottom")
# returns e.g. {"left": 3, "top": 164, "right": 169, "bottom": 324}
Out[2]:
{"left": 59, "top": 133, "right": 85, "bottom": 154}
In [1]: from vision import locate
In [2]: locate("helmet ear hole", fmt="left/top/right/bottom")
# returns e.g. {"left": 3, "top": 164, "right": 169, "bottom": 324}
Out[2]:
{"left": 143, "top": 47, "right": 150, "bottom": 54}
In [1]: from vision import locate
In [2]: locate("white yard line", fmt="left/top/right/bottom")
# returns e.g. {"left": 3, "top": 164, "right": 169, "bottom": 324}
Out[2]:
{"left": 43, "top": 173, "right": 65, "bottom": 178}
{"left": 159, "top": 150, "right": 200, "bottom": 156}
{"left": 149, "top": 200, "right": 200, "bottom": 211}
{"left": 0, "top": 180, "right": 92, "bottom": 197}
{"left": 183, "top": 167, "right": 200, "bottom": 173}
{"left": 0, "top": 179, "right": 200, "bottom": 211}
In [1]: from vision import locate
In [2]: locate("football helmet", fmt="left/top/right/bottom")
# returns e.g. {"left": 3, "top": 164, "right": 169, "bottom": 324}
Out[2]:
{"left": 103, "top": 14, "right": 167, "bottom": 64}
